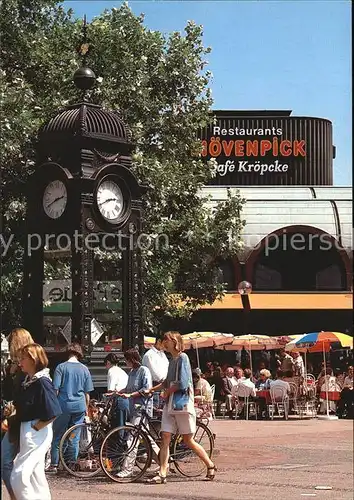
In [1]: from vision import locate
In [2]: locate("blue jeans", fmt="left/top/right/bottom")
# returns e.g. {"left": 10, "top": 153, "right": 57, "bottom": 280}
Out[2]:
{"left": 51, "top": 411, "right": 85, "bottom": 466}
{"left": 1, "top": 431, "right": 17, "bottom": 496}
{"left": 111, "top": 397, "right": 129, "bottom": 429}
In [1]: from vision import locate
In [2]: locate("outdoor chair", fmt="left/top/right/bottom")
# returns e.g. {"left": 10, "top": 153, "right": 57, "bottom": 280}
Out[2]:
{"left": 195, "top": 384, "right": 215, "bottom": 422}
{"left": 268, "top": 385, "right": 289, "bottom": 420}
{"left": 235, "top": 384, "right": 258, "bottom": 420}
{"left": 288, "top": 381, "right": 310, "bottom": 418}
{"left": 288, "top": 381, "right": 299, "bottom": 414}
{"left": 209, "top": 384, "right": 216, "bottom": 419}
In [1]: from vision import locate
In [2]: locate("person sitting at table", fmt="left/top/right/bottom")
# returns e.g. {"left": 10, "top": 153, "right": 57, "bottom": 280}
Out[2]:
{"left": 317, "top": 364, "right": 332, "bottom": 383}
{"left": 210, "top": 367, "right": 224, "bottom": 415}
{"left": 237, "top": 369, "right": 256, "bottom": 398}
{"left": 234, "top": 369, "right": 256, "bottom": 419}
{"left": 255, "top": 369, "right": 271, "bottom": 390}
{"left": 203, "top": 362, "right": 214, "bottom": 382}
{"left": 282, "top": 369, "right": 302, "bottom": 392}
{"left": 337, "top": 366, "right": 353, "bottom": 419}
{"left": 222, "top": 367, "right": 238, "bottom": 418}
{"left": 233, "top": 367, "right": 245, "bottom": 381}
{"left": 233, "top": 362, "right": 242, "bottom": 373}
{"left": 220, "top": 363, "right": 229, "bottom": 376}
{"left": 255, "top": 369, "right": 271, "bottom": 418}
{"left": 269, "top": 371, "right": 291, "bottom": 396}
{"left": 192, "top": 369, "right": 213, "bottom": 420}
{"left": 334, "top": 368, "right": 345, "bottom": 389}
{"left": 318, "top": 368, "right": 342, "bottom": 414}
{"left": 192, "top": 369, "right": 212, "bottom": 401}
{"left": 292, "top": 352, "right": 305, "bottom": 377}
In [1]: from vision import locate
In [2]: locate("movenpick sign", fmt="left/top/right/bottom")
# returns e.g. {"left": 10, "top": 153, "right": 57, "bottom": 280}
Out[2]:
{"left": 199, "top": 111, "right": 334, "bottom": 186}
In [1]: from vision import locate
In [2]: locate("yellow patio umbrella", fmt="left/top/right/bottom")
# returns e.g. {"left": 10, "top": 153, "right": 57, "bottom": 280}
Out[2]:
{"left": 109, "top": 336, "right": 156, "bottom": 349}
{"left": 182, "top": 332, "right": 234, "bottom": 368}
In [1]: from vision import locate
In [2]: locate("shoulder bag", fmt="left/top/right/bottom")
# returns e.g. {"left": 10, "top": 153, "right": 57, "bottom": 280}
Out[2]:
{"left": 167, "top": 356, "right": 191, "bottom": 415}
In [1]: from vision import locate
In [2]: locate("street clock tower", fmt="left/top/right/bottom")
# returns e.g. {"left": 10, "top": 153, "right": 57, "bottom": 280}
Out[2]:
{"left": 23, "top": 26, "right": 146, "bottom": 353}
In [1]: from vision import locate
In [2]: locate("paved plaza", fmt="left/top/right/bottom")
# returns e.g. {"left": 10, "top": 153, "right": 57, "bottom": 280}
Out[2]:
{"left": 2, "top": 417, "right": 352, "bottom": 500}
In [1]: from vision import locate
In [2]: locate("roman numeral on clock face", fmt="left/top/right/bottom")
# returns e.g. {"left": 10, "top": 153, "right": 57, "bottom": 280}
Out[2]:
{"left": 97, "top": 180, "right": 124, "bottom": 221}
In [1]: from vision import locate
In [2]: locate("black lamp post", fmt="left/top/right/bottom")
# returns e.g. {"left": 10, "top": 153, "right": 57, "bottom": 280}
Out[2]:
{"left": 238, "top": 280, "right": 252, "bottom": 368}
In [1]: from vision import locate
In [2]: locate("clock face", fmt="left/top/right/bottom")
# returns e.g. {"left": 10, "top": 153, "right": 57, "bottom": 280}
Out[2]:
{"left": 97, "top": 180, "right": 124, "bottom": 221}
{"left": 43, "top": 180, "right": 67, "bottom": 219}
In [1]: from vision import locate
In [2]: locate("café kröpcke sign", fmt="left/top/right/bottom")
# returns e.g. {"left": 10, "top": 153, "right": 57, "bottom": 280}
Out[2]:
{"left": 199, "top": 111, "right": 334, "bottom": 186}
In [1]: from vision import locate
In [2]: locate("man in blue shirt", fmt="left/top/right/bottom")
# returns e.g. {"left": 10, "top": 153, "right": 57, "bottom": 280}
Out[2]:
{"left": 48, "top": 343, "right": 94, "bottom": 473}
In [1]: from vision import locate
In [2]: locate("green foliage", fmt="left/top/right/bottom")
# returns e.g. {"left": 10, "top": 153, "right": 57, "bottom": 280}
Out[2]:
{"left": 0, "top": 1, "right": 245, "bottom": 333}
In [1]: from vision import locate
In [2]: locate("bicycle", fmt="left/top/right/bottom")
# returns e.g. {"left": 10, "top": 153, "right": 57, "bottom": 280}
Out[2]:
{"left": 99, "top": 396, "right": 215, "bottom": 483}
{"left": 59, "top": 395, "right": 116, "bottom": 478}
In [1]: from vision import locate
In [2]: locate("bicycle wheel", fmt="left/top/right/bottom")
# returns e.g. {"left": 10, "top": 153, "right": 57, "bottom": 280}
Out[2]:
{"left": 59, "top": 422, "right": 105, "bottom": 478}
{"left": 171, "top": 420, "right": 214, "bottom": 477}
{"left": 100, "top": 425, "right": 152, "bottom": 483}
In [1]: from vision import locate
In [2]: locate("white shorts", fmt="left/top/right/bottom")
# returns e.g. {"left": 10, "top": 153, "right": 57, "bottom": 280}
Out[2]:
{"left": 161, "top": 406, "right": 197, "bottom": 436}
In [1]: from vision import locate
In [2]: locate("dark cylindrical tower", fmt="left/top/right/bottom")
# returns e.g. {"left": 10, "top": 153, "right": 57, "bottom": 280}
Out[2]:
{"left": 200, "top": 110, "right": 334, "bottom": 186}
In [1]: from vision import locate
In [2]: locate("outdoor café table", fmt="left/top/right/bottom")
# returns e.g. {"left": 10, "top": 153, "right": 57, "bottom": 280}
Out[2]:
{"left": 256, "top": 389, "right": 271, "bottom": 403}
{"left": 319, "top": 391, "right": 341, "bottom": 401}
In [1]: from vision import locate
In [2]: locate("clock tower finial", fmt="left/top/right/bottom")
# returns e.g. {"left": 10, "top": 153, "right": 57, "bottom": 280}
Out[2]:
{"left": 73, "top": 14, "right": 96, "bottom": 100}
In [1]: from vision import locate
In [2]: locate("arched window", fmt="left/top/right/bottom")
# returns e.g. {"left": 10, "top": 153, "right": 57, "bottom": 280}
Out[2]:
{"left": 251, "top": 230, "right": 346, "bottom": 291}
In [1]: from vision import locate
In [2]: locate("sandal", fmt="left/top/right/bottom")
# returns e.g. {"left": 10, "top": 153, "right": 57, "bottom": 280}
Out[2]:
{"left": 205, "top": 464, "right": 217, "bottom": 481}
{"left": 146, "top": 474, "right": 167, "bottom": 484}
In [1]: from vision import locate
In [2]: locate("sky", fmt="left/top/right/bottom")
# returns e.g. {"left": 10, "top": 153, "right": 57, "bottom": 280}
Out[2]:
{"left": 63, "top": 0, "right": 352, "bottom": 186}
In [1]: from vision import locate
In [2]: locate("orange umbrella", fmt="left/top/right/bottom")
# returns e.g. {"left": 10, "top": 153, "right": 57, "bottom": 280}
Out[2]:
{"left": 216, "top": 334, "right": 285, "bottom": 374}
{"left": 215, "top": 334, "right": 283, "bottom": 351}
{"left": 182, "top": 332, "right": 234, "bottom": 350}
{"left": 182, "top": 332, "right": 234, "bottom": 368}
{"left": 109, "top": 336, "right": 155, "bottom": 349}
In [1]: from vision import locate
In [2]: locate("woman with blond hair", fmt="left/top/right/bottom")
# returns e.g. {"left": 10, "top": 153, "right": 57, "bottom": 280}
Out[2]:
{"left": 147, "top": 331, "right": 217, "bottom": 484}
{"left": 10, "top": 343, "right": 61, "bottom": 500}
{"left": 1, "top": 328, "right": 34, "bottom": 500}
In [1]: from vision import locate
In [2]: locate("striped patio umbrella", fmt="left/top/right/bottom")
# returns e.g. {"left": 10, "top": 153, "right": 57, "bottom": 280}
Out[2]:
{"left": 287, "top": 332, "right": 352, "bottom": 420}
{"left": 284, "top": 334, "right": 309, "bottom": 352}
{"left": 285, "top": 332, "right": 352, "bottom": 352}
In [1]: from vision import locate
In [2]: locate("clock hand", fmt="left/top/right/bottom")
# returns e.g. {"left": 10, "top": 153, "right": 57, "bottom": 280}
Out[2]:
{"left": 48, "top": 195, "right": 65, "bottom": 207}
{"left": 98, "top": 198, "right": 118, "bottom": 206}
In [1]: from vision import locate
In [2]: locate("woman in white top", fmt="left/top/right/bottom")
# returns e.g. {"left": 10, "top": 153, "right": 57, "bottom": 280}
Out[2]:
{"left": 104, "top": 353, "right": 129, "bottom": 427}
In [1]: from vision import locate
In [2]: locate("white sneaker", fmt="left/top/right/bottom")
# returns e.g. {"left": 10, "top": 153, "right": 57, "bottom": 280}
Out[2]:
{"left": 116, "top": 470, "right": 133, "bottom": 478}
{"left": 45, "top": 452, "right": 51, "bottom": 471}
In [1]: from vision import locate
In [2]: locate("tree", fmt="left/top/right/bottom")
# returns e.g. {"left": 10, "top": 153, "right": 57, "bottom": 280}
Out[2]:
{"left": 0, "top": 1, "right": 245, "bottom": 334}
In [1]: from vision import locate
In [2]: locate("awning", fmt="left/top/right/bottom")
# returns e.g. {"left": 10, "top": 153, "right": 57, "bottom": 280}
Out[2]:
{"left": 198, "top": 293, "right": 352, "bottom": 310}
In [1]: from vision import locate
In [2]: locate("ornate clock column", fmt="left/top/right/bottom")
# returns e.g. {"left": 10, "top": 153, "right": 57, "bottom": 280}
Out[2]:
{"left": 23, "top": 54, "right": 147, "bottom": 355}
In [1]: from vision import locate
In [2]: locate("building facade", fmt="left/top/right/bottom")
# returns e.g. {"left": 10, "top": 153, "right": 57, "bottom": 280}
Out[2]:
{"left": 181, "top": 110, "right": 352, "bottom": 335}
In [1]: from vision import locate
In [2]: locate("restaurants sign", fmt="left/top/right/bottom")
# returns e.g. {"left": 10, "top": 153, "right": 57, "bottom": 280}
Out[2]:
{"left": 198, "top": 110, "right": 313, "bottom": 185}
{"left": 202, "top": 124, "right": 306, "bottom": 178}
